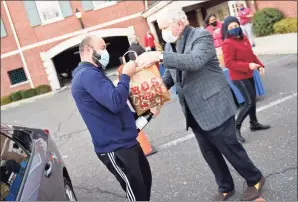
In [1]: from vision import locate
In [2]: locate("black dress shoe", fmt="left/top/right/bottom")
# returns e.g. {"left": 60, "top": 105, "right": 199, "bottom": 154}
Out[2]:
{"left": 250, "top": 121, "right": 271, "bottom": 131}
{"left": 236, "top": 129, "right": 246, "bottom": 143}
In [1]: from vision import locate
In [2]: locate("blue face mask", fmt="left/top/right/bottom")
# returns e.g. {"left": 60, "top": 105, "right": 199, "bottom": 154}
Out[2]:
{"left": 228, "top": 27, "right": 242, "bottom": 37}
{"left": 99, "top": 49, "right": 110, "bottom": 69}
{"left": 92, "top": 49, "right": 110, "bottom": 69}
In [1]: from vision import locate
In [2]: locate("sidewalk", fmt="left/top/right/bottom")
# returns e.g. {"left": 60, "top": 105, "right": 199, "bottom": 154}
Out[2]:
{"left": 253, "top": 33, "right": 297, "bottom": 55}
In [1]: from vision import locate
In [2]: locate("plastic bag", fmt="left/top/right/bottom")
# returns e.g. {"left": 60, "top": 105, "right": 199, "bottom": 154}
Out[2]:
{"left": 117, "top": 51, "right": 171, "bottom": 116}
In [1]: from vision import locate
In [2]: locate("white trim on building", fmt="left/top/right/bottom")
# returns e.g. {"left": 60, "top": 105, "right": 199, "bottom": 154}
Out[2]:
{"left": 1, "top": 12, "right": 143, "bottom": 59}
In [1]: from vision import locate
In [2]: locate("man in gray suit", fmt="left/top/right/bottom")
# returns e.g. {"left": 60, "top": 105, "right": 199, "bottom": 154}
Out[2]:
{"left": 136, "top": 9, "right": 265, "bottom": 201}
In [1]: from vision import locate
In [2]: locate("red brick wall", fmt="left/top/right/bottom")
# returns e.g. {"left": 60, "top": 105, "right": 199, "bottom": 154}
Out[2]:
{"left": 1, "top": 54, "right": 31, "bottom": 96}
{"left": 4, "top": 1, "right": 145, "bottom": 48}
{"left": 0, "top": 2, "right": 18, "bottom": 54}
{"left": 255, "top": 1, "right": 297, "bottom": 17}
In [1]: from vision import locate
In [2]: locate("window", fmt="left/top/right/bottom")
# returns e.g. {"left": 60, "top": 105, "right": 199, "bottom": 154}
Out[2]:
{"left": 35, "top": 1, "right": 63, "bottom": 24}
{"left": 93, "top": 0, "right": 117, "bottom": 10}
{"left": 1, "top": 19, "right": 7, "bottom": 38}
{"left": 7, "top": 68, "right": 28, "bottom": 86}
{"left": 0, "top": 132, "right": 30, "bottom": 201}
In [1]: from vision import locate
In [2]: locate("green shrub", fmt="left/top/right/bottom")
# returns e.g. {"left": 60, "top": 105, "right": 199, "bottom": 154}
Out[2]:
{"left": 1, "top": 96, "right": 12, "bottom": 106}
{"left": 252, "top": 8, "right": 283, "bottom": 36}
{"left": 21, "top": 89, "right": 37, "bottom": 99}
{"left": 35, "top": 84, "right": 52, "bottom": 95}
{"left": 273, "top": 18, "right": 298, "bottom": 34}
{"left": 10, "top": 91, "right": 23, "bottom": 101}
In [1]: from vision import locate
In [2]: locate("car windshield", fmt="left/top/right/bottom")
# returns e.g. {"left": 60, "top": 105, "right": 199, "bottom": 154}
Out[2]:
{"left": 0, "top": 124, "right": 32, "bottom": 201}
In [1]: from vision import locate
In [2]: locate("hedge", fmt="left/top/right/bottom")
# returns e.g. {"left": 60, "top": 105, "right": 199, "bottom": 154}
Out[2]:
{"left": 21, "top": 89, "right": 37, "bottom": 99}
{"left": 35, "top": 84, "right": 52, "bottom": 95}
{"left": 10, "top": 91, "right": 23, "bottom": 102}
{"left": 1, "top": 96, "right": 12, "bottom": 106}
{"left": 252, "top": 8, "right": 283, "bottom": 37}
{"left": 273, "top": 18, "right": 298, "bottom": 34}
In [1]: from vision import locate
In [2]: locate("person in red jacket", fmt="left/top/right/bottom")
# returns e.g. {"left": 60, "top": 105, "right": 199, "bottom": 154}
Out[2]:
{"left": 204, "top": 13, "right": 223, "bottom": 48}
{"left": 222, "top": 16, "right": 270, "bottom": 143}
{"left": 144, "top": 31, "right": 156, "bottom": 51}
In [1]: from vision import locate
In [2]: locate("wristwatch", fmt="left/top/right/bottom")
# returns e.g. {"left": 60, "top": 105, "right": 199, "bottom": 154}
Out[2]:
{"left": 159, "top": 52, "right": 164, "bottom": 63}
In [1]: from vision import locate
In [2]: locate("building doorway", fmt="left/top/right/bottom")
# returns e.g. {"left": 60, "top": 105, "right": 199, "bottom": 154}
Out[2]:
{"left": 51, "top": 36, "right": 130, "bottom": 87}
{"left": 41, "top": 27, "right": 136, "bottom": 91}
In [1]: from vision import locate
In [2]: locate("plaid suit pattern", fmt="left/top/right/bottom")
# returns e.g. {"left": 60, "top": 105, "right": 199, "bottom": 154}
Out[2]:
{"left": 162, "top": 26, "right": 237, "bottom": 131}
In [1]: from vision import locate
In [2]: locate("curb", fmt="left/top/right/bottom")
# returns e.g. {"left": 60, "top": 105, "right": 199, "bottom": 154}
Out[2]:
{"left": 1, "top": 86, "right": 68, "bottom": 111}
{"left": 255, "top": 50, "right": 297, "bottom": 56}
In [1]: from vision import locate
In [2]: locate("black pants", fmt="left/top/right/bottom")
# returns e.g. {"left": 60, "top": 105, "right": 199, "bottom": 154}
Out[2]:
{"left": 233, "top": 77, "right": 258, "bottom": 129}
{"left": 188, "top": 107, "right": 262, "bottom": 193}
{"left": 97, "top": 143, "right": 152, "bottom": 201}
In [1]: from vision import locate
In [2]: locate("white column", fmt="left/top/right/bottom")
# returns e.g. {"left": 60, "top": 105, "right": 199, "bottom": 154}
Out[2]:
{"left": 42, "top": 58, "right": 61, "bottom": 91}
{"left": 196, "top": 9, "right": 205, "bottom": 28}
{"left": 127, "top": 26, "right": 137, "bottom": 45}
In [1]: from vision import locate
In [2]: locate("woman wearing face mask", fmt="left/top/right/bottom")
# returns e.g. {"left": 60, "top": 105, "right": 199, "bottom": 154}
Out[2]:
{"left": 222, "top": 16, "right": 270, "bottom": 143}
{"left": 204, "top": 14, "right": 223, "bottom": 48}
{"left": 204, "top": 14, "right": 224, "bottom": 67}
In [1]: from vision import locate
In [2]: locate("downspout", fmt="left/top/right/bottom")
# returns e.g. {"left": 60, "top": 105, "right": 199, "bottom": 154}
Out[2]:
{"left": 145, "top": 0, "right": 148, "bottom": 10}
{"left": 3, "top": 0, "right": 34, "bottom": 88}
{"left": 252, "top": 0, "right": 258, "bottom": 11}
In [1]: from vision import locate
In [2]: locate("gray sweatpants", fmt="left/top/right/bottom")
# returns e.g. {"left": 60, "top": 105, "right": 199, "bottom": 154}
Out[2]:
{"left": 241, "top": 23, "right": 255, "bottom": 46}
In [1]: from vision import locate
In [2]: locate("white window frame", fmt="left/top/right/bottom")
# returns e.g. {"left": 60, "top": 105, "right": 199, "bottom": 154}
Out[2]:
{"left": 93, "top": 1, "right": 118, "bottom": 10}
{"left": 228, "top": 1, "right": 247, "bottom": 17}
{"left": 35, "top": 1, "right": 64, "bottom": 25}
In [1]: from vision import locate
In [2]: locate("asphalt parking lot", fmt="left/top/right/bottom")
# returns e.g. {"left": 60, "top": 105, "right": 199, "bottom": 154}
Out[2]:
{"left": 1, "top": 54, "right": 297, "bottom": 201}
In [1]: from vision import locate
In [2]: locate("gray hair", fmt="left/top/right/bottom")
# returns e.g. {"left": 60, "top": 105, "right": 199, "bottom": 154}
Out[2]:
{"left": 157, "top": 8, "right": 189, "bottom": 26}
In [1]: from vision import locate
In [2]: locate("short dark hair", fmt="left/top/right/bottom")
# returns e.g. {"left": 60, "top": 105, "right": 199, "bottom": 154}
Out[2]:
{"left": 79, "top": 36, "right": 94, "bottom": 53}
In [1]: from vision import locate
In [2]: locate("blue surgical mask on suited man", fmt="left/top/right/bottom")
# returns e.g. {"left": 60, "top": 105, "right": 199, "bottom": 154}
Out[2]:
{"left": 228, "top": 27, "right": 242, "bottom": 37}
{"left": 92, "top": 49, "right": 110, "bottom": 69}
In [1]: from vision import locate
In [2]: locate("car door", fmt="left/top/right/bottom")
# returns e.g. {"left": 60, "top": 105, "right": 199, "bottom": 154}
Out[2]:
{"left": 34, "top": 130, "right": 66, "bottom": 201}
{"left": 18, "top": 128, "right": 66, "bottom": 201}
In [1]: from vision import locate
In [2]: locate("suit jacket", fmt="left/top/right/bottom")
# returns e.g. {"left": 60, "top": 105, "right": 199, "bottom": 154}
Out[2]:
{"left": 162, "top": 26, "right": 237, "bottom": 131}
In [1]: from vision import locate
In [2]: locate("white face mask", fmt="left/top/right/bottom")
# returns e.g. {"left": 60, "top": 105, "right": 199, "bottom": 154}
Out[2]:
{"left": 162, "top": 29, "right": 178, "bottom": 43}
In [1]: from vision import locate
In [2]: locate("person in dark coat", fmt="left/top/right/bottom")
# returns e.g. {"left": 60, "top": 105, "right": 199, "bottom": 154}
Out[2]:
{"left": 128, "top": 35, "right": 145, "bottom": 61}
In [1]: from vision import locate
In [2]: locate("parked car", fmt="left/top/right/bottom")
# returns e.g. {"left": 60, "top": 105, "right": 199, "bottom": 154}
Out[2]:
{"left": 0, "top": 123, "right": 77, "bottom": 201}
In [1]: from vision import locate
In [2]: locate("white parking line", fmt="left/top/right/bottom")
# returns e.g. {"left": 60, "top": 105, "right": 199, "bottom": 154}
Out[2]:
{"left": 159, "top": 92, "right": 297, "bottom": 149}
{"left": 263, "top": 54, "right": 296, "bottom": 66}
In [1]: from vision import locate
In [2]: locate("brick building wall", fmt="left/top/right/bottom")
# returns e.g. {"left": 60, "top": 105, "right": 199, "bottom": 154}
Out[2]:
{"left": 1, "top": 1, "right": 149, "bottom": 96}
{"left": 255, "top": 1, "right": 297, "bottom": 17}
{"left": 0, "top": 4, "right": 18, "bottom": 54}
{"left": 4, "top": 1, "right": 146, "bottom": 47}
